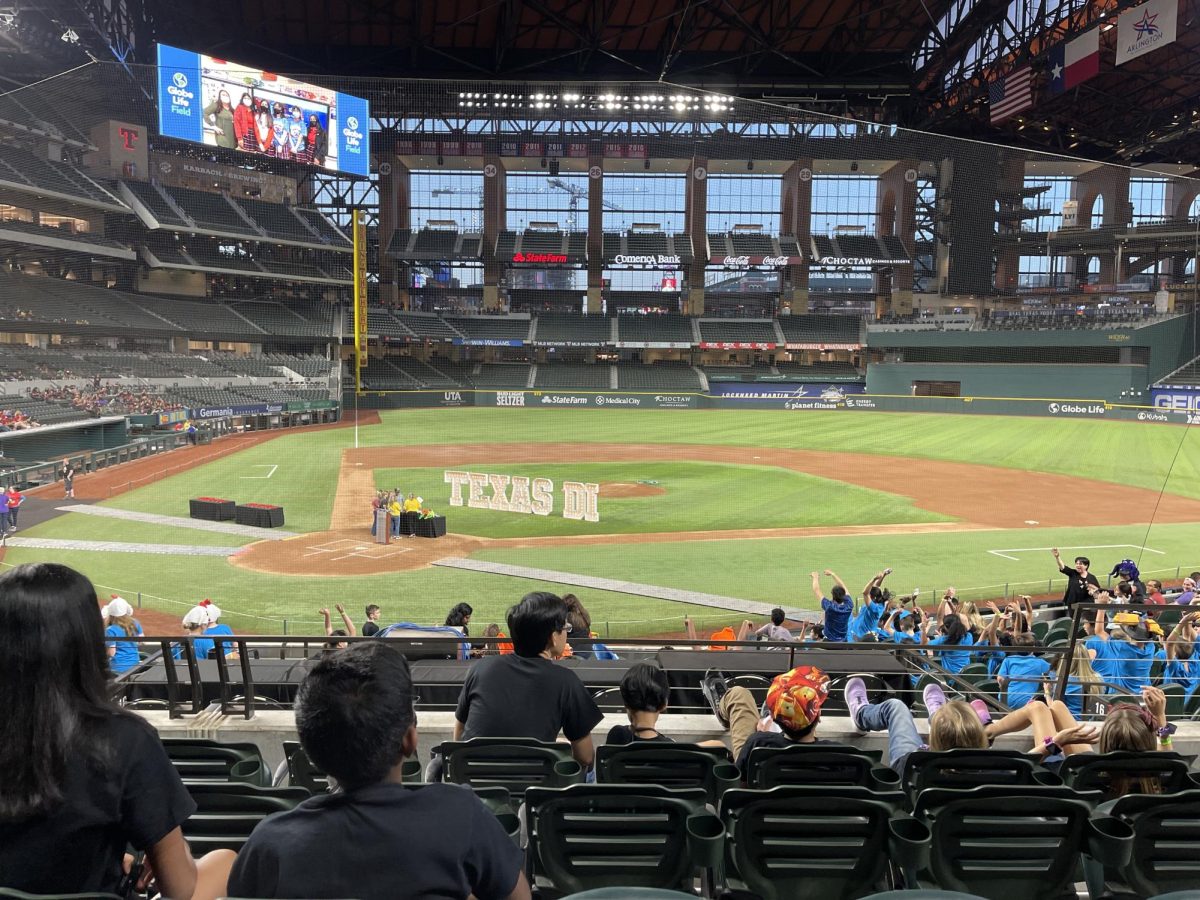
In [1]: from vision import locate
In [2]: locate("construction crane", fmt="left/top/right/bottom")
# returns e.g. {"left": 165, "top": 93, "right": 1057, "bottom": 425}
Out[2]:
{"left": 430, "top": 177, "right": 644, "bottom": 231}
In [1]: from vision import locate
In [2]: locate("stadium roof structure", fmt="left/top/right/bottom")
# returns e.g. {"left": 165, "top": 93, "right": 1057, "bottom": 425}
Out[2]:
{"left": 2, "top": 0, "right": 1198, "bottom": 166}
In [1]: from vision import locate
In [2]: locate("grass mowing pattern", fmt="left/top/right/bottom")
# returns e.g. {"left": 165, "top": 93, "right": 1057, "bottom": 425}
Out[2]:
{"left": 373, "top": 461, "right": 950, "bottom": 537}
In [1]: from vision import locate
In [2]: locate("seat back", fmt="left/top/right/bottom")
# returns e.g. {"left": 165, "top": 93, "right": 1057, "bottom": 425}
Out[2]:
{"left": 596, "top": 744, "right": 737, "bottom": 804}
{"left": 744, "top": 744, "right": 899, "bottom": 791}
{"left": 441, "top": 738, "right": 584, "bottom": 796}
{"left": 525, "top": 784, "right": 718, "bottom": 896}
{"left": 161, "top": 738, "right": 269, "bottom": 786}
{"left": 282, "top": 740, "right": 331, "bottom": 793}
{"left": 1107, "top": 791, "right": 1200, "bottom": 897}
{"left": 1058, "top": 751, "right": 1197, "bottom": 797}
{"left": 903, "top": 749, "right": 1052, "bottom": 800}
{"left": 914, "top": 786, "right": 1102, "bottom": 899}
{"left": 719, "top": 786, "right": 903, "bottom": 900}
{"left": 183, "top": 782, "right": 309, "bottom": 852}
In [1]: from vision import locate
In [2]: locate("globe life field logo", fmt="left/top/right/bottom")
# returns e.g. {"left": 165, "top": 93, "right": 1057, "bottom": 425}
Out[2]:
{"left": 167, "top": 71, "right": 194, "bottom": 114}
{"left": 342, "top": 114, "right": 364, "bottom": 151}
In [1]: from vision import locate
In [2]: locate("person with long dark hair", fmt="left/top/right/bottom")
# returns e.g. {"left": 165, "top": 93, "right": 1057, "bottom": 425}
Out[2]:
{"left": 233, "top": 93, "right": 256, "bottom": 151}
{"left": 0, "top": 563, "right": 234, "bottom": 896}
{"left": 203, "top": 88, "right": 237, "bottom": 149}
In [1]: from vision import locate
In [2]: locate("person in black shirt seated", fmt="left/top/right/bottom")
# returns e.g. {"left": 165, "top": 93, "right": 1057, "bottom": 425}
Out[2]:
{"left": 0, "top": 563, "right": 234, "bottom": 898}
{"left": 228, "top": 641, "right": 529, "bottom": 900}
{"left": 454, "top": 591, "right": 603, "bottom": 772}
{"left": 607, "top": 661, "right": 675, "bottom": 744}
{"left": 702, "top": 665, "right": 830, "bottom": 769}
{"left": 361, "top": 603, "right": 382, "bottom": 637}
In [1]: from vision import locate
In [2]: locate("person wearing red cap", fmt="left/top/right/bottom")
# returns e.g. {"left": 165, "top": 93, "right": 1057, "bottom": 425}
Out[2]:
{"left": 702, "top": 665, "right": 830, "bottom": 768}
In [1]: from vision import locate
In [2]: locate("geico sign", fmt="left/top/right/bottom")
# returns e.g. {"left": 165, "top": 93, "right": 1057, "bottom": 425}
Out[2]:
{"left": 612, "top": 254, "right": 680, "bottom": 266}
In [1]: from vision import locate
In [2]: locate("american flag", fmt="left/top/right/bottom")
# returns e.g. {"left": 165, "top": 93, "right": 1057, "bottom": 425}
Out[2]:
{"left": 988, "top": 66, "right": 1033, "bottom": 123}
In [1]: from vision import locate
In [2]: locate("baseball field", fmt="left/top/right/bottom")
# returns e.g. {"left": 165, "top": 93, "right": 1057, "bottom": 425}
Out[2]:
{"left": 3, "top": 407, "right": 1200, "bottom": 637}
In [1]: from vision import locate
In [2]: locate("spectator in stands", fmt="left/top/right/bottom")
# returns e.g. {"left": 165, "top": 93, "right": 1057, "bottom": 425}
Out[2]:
{"left": 4, "top": 484, "right": 23, "bottom": 531}
{"left": 362, "top": 603, "right": 382, "bottom": 636}
{"left": 204, "top": 89, "right": 238, "bottom": 149}
{"left": 177, "top": 605, "right": 215, "bottom": 662}
{"left": 844, "top": 679, "right": 988, "bottom": 773}
{"left": 320, "top": 605, "right": 356, "bottom": 650}
{"left": 0, "top": 563, "right": 233, "bottom": 898}
{"left": 1086, "top": 593, "right": 1157, "bottom": 692}
{"left": 453, "top": 592, "right": 603, "bottom": 773}
{"left": 444, "top": 601, "right": 473, "bottom": 636}
{"left": 983, "top": 686, "right": 1175, "bottom": 790}
{"left": 1162, "top": 613, "right": 1199, "bottom": 697}
{"left": 1109, "top": 559, "right": 1147, "bottom": 600}
{"left": 102, "top": 595, "right": 143, "bottom": 675}
{"left": 701, "top": 665, "right": 830, "bottom": 769}
{"left": 1175, "top": 575, "right": 1198, "bottom": 605}
{"left": 683, "top": 616, "right": 753, "bottom": 649}
{"left": 563, "top": 593, "right": 593, "bottom": 656}
{"left": 1051, "top": 548, "right": 1099, "bottom": 610}
{"left": 1145, "top": 579, "right": 1167, "bottom": 607}
{"left": 996, "top": 633, "right": 1051, "bottom": 709}
{"left": 755, "top": 607, "right": 795, "bottom": 644}
{"left": 920, "top": 612, "right": 975, "bottom": 674}
{"left": 879, "top": 605, "right": 921, "bottom": 643}
{"left": 234, "top": 92, "right": 256, "bottom": 150}
{"left": 227, "top": 642, "right": 530, "bottom": 900}
{"left": 63, "top": 463, "right": 76, "bottom": 499}
{"left": 606, "top": 662, "right": 674, "bottom": 745}
{"left": 811, "top": 569, "right": 853, "bottom": 641}
{"left": 202, "top": 601, "right": 236, "bottom": 658}
{"left": 849, "top": 568, "right": 892, "bottom": 641}
{"left": 481, "top": 622, "right": 514, "bottom": 655}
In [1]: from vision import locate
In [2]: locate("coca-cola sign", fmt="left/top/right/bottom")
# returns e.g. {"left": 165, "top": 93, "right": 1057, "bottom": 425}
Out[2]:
{"left": 709, "top": 254, "right": 802, "bottom": 268}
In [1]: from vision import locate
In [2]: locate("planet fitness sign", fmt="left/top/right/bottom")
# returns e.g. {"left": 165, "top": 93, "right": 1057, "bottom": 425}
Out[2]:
{"left": 444, "top": 470, "right": 599, "bottom": 522}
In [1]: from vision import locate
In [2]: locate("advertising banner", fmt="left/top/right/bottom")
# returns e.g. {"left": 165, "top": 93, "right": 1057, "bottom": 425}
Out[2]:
{"left": 1152, "top": 388, "right": 1200, "bottom": 411}
{"left": 451, "top": 338, "right": 525, "bottom": 347}
{"left": 709, "top": 382, "right": 866, "bottom": 410}
{"left": 190, "top": 403, "right": 285, "bottom": 420}
{"left": 707, "top": 254, "right": 802, "bottom": 268}
{"left": 699, "top": 341, "right": 777, "bottom": 350}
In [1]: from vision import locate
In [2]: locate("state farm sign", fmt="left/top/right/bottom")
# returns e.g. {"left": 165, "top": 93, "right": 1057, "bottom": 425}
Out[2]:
{"left": 708, "top": 254, "right": 801, "bottom": 268}
{"left": 512, "top": 251, "right": 569, "bottom": 264}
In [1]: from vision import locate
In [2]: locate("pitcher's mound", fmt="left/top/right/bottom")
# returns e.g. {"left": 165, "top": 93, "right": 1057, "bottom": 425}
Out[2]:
{"left": 599, "top": 481, "right": 666, "bottom": 498}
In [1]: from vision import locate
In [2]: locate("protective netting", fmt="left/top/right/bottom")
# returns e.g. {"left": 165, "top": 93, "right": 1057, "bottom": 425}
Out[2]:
{"left": 1, "top": 60, "right": 1200, "bottom": 632}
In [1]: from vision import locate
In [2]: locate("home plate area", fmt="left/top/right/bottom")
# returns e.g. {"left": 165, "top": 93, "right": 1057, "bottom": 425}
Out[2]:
{"left": 301, "top": 538, "right": 412, "bottom": 562}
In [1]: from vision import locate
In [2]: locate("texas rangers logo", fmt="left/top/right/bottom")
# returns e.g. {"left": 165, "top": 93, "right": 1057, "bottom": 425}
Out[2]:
{"left": 1133, "top": 10, "right": 1160, "bottom": 36}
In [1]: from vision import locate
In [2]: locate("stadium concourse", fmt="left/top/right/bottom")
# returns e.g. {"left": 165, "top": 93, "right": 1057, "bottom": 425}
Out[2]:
{"left": 5, "top": 0, "right": 1200, "bottom": 897}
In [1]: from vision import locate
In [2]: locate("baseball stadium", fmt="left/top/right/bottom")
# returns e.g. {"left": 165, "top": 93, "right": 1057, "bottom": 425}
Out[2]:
{"left": 3, "top": 1, "right": 1200, "bottom": 898}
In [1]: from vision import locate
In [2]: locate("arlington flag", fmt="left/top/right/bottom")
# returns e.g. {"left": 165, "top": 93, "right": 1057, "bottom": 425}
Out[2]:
{"left": 1116, "top": 0, "right": 1179, "bottom": 65}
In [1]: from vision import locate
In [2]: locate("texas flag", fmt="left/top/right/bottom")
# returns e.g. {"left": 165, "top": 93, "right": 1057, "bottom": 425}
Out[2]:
{"left": 1047, "top": 29, "right": 1101, "bottom": 95}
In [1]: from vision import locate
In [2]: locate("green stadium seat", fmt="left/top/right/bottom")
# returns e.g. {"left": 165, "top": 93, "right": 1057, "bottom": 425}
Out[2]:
{"left": 182, "top": 782, "right": 309, "bottom": 852}
{"left": 861, "top": 893, "right": 988, "bottom": 900}
{"left": 1162, "top": 683, "right": 1187, "bottom": 718}
{"left": 524, "top": 784, "right": 720, "bottom": 897}
{"left": 907, "top": 785, "right": 1129, "bottom": 898}
{"left": 560, "top": 890, "right": 699, "bottom": 899}
{"left": 1085, "top": 790, "right": 1200, "bottom": 898}
{"left": 440, "top": 737, "right": 584, "bottom": 797}
{"left": 717, "top": 785, "right": 916, "bottom": 900}
{"left": 596, "top": 743, "right": 738, "bottom": 806}
{"left": 742, "top": 744, "right": 899, "bottom": 791}
{"left": 900, "top": 749, "right": 1058, "bottom": 802}
{"left": 280, "top": 740, "right": 329, "bottom": 793}
{"left": 1056, "top": 751, "right": 1198, "bottom": 797}
{"left": 161, "top": 738, "right": 270, "bottom": 787}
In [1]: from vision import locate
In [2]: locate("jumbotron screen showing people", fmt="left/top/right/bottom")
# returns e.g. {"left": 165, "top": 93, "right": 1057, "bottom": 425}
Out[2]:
{"left": 155, "top": 43, "right": 370, "bottom": 177}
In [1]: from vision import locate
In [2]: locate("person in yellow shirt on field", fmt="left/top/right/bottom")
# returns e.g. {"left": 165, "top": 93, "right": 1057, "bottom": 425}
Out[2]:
{"left": 387, "top": 492, "right": 403, "bottom": 538}
{"left": 402, "top": 492, "right": 423, "bottom": 513}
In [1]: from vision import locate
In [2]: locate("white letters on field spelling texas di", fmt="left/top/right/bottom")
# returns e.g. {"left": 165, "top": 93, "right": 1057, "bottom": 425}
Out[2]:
{"left": 444, "top": 470, "right": 600, "bottom": 522}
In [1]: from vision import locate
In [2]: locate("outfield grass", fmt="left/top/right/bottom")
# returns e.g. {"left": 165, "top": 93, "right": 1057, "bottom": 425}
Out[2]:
{"left": 4, "top": 407, "right": 1198, "bottom": 635}
{"left": 374, "top": 461, "right": 950, "bottom": 537}
{"left": 0, "top": 545, "right": 728, "bottom": 638}
{"left": 473, "top": 520, "right": 1200, "bottom": 607}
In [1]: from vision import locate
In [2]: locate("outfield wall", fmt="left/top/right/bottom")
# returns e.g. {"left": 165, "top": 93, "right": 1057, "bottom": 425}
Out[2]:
{"left": 347, "top": 387, "right": 1192, "bottom": 423}
{"left": 865, "top": 362, "right": 1146, "bottom": 402}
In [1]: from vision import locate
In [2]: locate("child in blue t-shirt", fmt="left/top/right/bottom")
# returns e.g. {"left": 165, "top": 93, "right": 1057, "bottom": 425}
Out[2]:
{"left": 848, "top": 568, "right": 894, "bottom": 641}
{"left": 996, "top": 633, "right": 1051, "bottom": 709}
{"left": 1086, "top": 607, "right": 1156, "bottom": 693}
{"left": 176, "top": 604, "right": 215, "bottom": 662}
{"left": 922, "top": 614, "right": 975, "bottom": 673}
{"left": 202, "top": 601, "right": 236, "bottom": 658}
{"left": 102, "top": 596, "right": 143, "bottom": 674}
{"left": 879, "top": 604, "right": 920, "bottom": 644}
{"left": 811, "top": 570, "right": 853, "bottom": 642}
